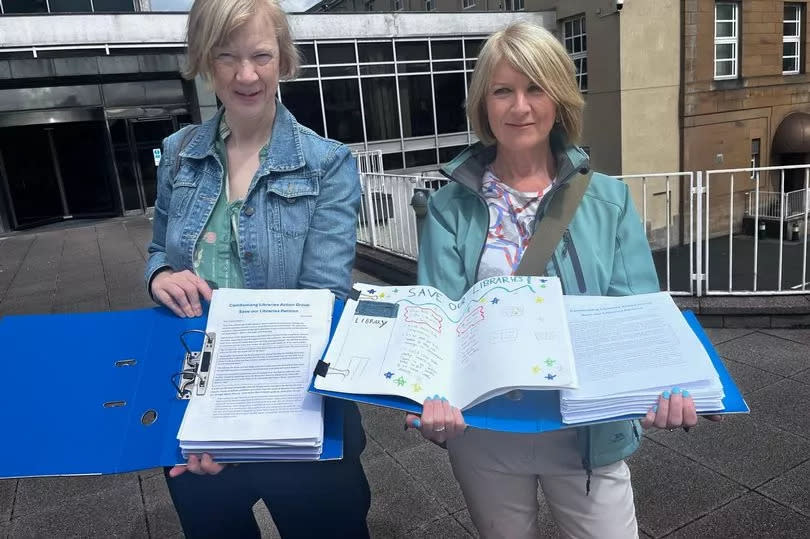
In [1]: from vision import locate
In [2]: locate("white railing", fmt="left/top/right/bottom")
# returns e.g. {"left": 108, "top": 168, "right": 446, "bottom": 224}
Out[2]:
{"left": 356, "top": 173, "right": 433, "bottom": 260}
{"left": 616, "top": 172, "right": 694, "bottom": 296}
{"left": 745, "top": 189, "right": 808, "bottom": 219}
{"left": 704, "top": 164, "right": 810, "bottom": 295}
{"left": 357, "top": 165, "right": 810, "bottom": 296}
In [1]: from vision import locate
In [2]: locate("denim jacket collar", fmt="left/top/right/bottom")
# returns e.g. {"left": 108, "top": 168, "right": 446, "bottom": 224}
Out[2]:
{"left": 180, "top": 101, "right": 305, "bottom": 173}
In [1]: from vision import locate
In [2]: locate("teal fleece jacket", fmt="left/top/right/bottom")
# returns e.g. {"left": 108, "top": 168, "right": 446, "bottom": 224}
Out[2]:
{"left": 416, "top": 142, "right": 660, "bottom": 479}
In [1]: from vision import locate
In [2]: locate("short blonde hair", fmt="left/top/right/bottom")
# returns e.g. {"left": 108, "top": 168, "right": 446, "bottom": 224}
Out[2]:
{"left": 184, "top": 0, "right": 300, "bottom": 82}
{"left": 467, "top": 22, "right": 584, "bottom": 147}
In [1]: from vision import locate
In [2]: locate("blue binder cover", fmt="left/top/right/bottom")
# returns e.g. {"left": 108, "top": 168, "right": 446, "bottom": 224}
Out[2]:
{"left": 0, "top": 301, "right": 346, "bottom": 479}
{"left": 310, "top": 310, "right": 749, "bottom": 433}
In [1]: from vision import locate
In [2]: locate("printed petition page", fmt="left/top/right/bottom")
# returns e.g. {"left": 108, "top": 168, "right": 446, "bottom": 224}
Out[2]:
{"left": 563, "top": 292, "right": 716, "bottom": 398}
{"left": 178, "top": 288, "right": 333, "bottom": 444}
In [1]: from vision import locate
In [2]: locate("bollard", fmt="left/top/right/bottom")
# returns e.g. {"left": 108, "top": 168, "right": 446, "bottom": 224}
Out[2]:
{"left": 410, "top": 188, "right": 431, "bottom": 245}
{"left": 758, "top": 220, "right": 767, "bottom": 240}
{"left": 791, "top": 221, "right": 800, "bottom": 242}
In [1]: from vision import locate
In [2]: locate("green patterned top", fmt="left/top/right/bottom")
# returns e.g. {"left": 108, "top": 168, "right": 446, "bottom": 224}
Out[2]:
{"left": 191, "top": 116, "right": 246, "bottom": 289}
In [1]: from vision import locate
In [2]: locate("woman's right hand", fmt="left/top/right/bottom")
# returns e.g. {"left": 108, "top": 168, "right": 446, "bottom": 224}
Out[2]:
{"left": 406, "top": 396, "right": 466, "bottom": 445}
{"left": 151, "top": 269, "right": 213, "bottom": 318}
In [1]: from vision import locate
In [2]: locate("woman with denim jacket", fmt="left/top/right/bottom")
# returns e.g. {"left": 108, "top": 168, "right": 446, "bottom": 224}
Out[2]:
{"left": 406, "top": 23, "right": 719, "bottom": 539}
{"left": 144, "top": 1, "right": 369, "bottom": 537}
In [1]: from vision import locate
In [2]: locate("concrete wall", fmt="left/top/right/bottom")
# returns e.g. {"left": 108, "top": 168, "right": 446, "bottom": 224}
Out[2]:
{"left": 618, "top": 0, "right": 681, "bottom": 247}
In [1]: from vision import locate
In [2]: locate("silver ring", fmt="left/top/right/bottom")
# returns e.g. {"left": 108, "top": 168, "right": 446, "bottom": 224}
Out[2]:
{"left": 668, "top": 428, "right": 676, "bottom": 432}
{"left": 433, "top": 425, "right": 446, "bottom": 432}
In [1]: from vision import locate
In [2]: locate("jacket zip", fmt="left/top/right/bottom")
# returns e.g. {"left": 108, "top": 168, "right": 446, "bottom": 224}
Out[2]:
{"left": 551, "top": 253, "right": 567, "bottom": 295}
{"left": 563, "top": 229, "right": 586, "bottom": 293}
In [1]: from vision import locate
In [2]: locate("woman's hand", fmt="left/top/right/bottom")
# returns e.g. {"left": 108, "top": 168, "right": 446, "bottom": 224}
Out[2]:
{"left": 151, "top": 269, "right": 213, "bottom": 318}
{"left": 168, "top": 453, "right": 225, "bottom": 478}
{"left": 405, "top": 395, "right": 466, "bottom": 445}
{"left": 640, "top": 387, "right": 724, "bottom": 431}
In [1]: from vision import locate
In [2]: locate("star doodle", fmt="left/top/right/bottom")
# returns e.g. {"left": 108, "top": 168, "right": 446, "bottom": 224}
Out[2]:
{"left": 384, "top": 371, "right": 394, "bottom": 379}
{"left": 378, "top": 292, "right": 386, "bottom": 298}
{"left": 367, "top": 289, "right": 376, "bottom": 294}
{"left": 392, "top": 288, "right": 399, "bottom": 293}
{"left": 540, "top": 284, "right": 547, "bottom": 288}
{"left": 491, "top": 297, "right": 500, "bottom": 304}
{"left": 395, "top": 376, "right": 407, "bottom": 386}
{"left": 545, "top": 373, "right": 557, "bottom": 381}
{"left": 544, "top": 358, "right": 556, "bottom": 367}
{"left": 412, "top": 383, "right": 422, "bottom": 393}
{"left": 479, "top": 297, "right": 487, "bottom": 303}
{"left": 535, "top": 296, "right": 544, "bottom": 303}
{"left": 531, "top": 364, "right": 542, "bottom": 374}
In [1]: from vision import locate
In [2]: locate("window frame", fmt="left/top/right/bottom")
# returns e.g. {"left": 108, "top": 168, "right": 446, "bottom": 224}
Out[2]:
{"left": 462, "top": 0, "right": 476, "bottom": 9}
{"left": 392, "top": 0, "right": 402, "bottom": 10}
{"left": 783, "top": 3, "right": 803, "bottom": 75}
{"left": 425, "top": 0, "right": 434, "bottom": 12}
{"left": 714, "top": 2, "right": 739, "bottom": 80}
{"left": 562, "top": 14, "right": 588, "bottom": 93}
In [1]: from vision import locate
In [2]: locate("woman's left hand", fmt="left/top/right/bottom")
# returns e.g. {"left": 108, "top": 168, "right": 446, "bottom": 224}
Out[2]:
{"left": 640, "top": 387, "right": 699, "bottom": 431}
{"left": 405, "top": 396, "right": 466, "bottom": 445}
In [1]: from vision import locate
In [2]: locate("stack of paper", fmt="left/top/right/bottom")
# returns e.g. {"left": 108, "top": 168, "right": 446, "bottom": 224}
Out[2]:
{"left": 177, "top": 288, "right": 334, "bottom": 461}
{"left": 560, "top": 293, "right": 725, "bottom": 424}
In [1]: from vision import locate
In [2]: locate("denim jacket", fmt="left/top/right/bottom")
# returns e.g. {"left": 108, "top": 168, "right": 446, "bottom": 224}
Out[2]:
{"left": 418, "top": 142, "right": 660, "bottom": 476}
{"left": 145, "top": 103, "right": 361, "bottom": 298}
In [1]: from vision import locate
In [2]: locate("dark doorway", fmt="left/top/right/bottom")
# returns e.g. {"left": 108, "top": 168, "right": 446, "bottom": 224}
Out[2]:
{"left": 0, "top": 122, "right": 117, "bottom": 229}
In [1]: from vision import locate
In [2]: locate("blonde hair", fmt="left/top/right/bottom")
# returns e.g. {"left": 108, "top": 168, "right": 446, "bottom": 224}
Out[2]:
{"left": 184, "top": 0, "right": 300, "bottom": 82}
{"left": 467, "top": 22, "right": 584, "bottom": 147}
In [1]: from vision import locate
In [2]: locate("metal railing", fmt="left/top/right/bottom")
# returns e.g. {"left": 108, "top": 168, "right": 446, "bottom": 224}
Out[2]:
{"left": 356, "top": 165, "right": 810, "bottom": 296}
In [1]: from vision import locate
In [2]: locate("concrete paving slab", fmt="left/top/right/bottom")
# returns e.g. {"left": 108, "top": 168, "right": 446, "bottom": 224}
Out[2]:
{"left": 361, "top": 436, "right": 386, "bottom": 464}
{"left": 141, "top": 473, "right": 182, "bottom": 539}
{"left": 393, "top": 442, "right": 466, "bottom": 513}
{"left": 715, "top": 331, "right": 810, "bottom": 376}
{"left": 745, "top": 378, "right": 810, "bottom": 440}
{"left": 51, "top": 295, "right": 110, "bottom": 314}
{"left": 0, "top": 294, "right": 53, "bottom": 316}
{"left": 758, "top": 459, "right": 810, "bottom": 518}
{"left": 721, "top": 357, "right": 783, "bottom": 394}
{"left": 2, "top": 279, "right": 57, "bottom": 300}
{"left": 452, "top": 509, "right": 477, "bottom": 537}
{"left": 703, "top": 327, "right": 756, "bottom": 344}
{"left": 359, "top": 403, "right": 429, "bottom": 454}
{"left": 760, "top": 328, "right": 810, "bottom": 345}
{"left": 700, "top": 295, "right": 810, "bottom": 315}
{"left": 363, "top": 454, "right": 448, "bottom": 538}
{"left": 0, "top": 479, "right": 15, "bottom": 523}
{"left": 792, "top": 368, "right": 810, "bottom": 384}
{"left": 668, "top": 492, "right": 810, "bottom": 538}
{"left": 7, "top": 481, "right": 148, "bottom": 538}
{"left": 410, "top": 514, "right": 472, "bottom": 538}
{"left": 627, "top": 440, "right": 745, "bottom": 537}
{"left": 647, "top": 412, "right": 810, "bottom": 488}
{"left": 13, "top": 473, "right": 140, "bottom": 518}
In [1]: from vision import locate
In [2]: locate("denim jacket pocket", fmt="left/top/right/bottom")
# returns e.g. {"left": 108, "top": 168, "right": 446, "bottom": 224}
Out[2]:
{"left": 267, "top": 176, "right": 319, "bottom": 238}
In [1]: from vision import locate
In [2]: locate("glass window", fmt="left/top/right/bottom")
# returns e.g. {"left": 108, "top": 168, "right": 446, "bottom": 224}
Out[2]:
{"left": 298, "top": 44, "right": 317, "bottom": 66}
{"left": 320, "top": 65, "right": 358, "bottom": 78}
{"left": 434, "top": 73, "right": 467, "bottom": 134}
{"left": 359, "top": 42, "right": 394, "bottom": 63}
{"left": 360, "top": 64, "right": 396, "bottom": 76}
{"left": 93, "top": 0, "right": 135, "bottom": 11}
{"left": 439, "top": 145, "right": 467, "bottom": 163}
{"left": 362, "top": 78, "right": 401, "bottom": 141}
{"left": 317, "top": 43, "right": 356, "bottom": 65}
{"left": 562, "top": 15, "right": 587, "bottom": 92}
{"left": 280, "top": 81, "right": 324, "bottom": 137}
{"left": 3, "top": 0, "right": 48, "bottom": 13}
{"left": 405, "top": 149, "right": 437, "bottom": 168}
{"left": 783, "top": 4, "right": 802, "bottom": 75}
{"left": 150, "top": 0, "right": 194, "bottom": 9}
{"left": 396, "top": 41, "right": 429, "bottom": 61}
{"left": 398, "top": 76, "right": 435, "bottom": 137}
{"left": 464, "top": 39, "right": 485, "bottom": 58}
{"left": 750, "top": 138, "right": 761, "bottom": 179}
{"left": 322, "top": 79, "right": 364, "bottom": 144}
{"left": 431, "top": 40, "right": 463, "bottom": 60}
{"left": 714, "top": 2, "right": 739, "bottom": 80}
{"left": 462, "top": 0, "right": 476, "bottom": 8}
{"left": 49, "top": 0, "right": 93, "bottom": 12}
{"left": 382, "top": 152, "right": 404, "bottom": 171}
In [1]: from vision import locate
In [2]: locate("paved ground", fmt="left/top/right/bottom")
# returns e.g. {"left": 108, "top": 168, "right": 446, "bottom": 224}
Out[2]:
{"left": 1, "top": 216, "right": 810, "bottom": 538}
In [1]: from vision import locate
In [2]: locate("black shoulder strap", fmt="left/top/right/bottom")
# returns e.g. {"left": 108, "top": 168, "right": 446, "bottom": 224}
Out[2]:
{"left": 514, "top": 171, "right": 592, "bottom": 276}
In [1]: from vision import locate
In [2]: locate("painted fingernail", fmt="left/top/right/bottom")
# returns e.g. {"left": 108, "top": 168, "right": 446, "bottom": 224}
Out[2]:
{"left": 413, "top": 418, "right": 421, "bottom": 429}
{"left": 441, "top": 396, "right": 448, "bottom": 402}
{"left": 682, "top": 390, "right": 690, "bottom": 398}
{"left": 433, "top": 394, "right": 440, "bottom": 400}
{"left": 672, "top": 387, "right": 681, "bottom": 395}
{"left": 662, "top": 391, "right": 671, "bottom": 400}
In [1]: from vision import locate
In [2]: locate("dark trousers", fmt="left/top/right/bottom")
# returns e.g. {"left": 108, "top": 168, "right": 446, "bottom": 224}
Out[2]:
{"left": 164, "top": 402, "right": 370, "bottom": 539}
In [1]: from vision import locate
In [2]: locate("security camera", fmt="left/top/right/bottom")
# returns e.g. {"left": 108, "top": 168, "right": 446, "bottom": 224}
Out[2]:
{"left": 617, "top": 0, "right": 624, "bottom": 10}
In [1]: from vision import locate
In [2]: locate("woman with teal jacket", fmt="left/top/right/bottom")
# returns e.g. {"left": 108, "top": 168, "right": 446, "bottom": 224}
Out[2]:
{"left": 406, "top": 22, "right": 707, "bottom": 539}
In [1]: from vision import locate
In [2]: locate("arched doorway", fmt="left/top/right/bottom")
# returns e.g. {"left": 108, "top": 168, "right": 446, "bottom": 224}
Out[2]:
{"left": 772, "top": 112, "right": 810, "bottom": 192}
